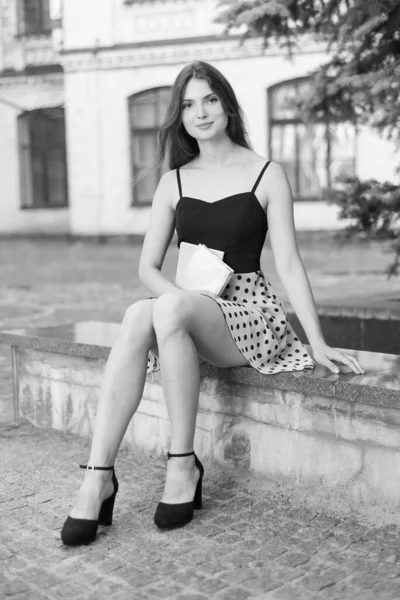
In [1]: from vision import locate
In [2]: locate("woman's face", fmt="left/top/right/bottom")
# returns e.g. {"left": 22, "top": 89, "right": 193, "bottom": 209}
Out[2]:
{"left": 180, "top": 77, "right": 228, "bottom": 141}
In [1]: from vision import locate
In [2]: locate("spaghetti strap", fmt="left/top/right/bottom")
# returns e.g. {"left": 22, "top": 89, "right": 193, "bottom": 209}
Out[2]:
{"left": 176, "top": 168, "right": 183, "bottom": 199}
{"left": 252, "top": 161, "right": 271, "bottom": 194}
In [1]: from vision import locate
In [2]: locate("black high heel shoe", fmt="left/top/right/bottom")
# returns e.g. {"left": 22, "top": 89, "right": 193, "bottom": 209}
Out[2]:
{"left": 61, "top": 464, "right": 119, "bottom": 546}
{"left": 154, "top": 451, "right": 204, "bottom": 530}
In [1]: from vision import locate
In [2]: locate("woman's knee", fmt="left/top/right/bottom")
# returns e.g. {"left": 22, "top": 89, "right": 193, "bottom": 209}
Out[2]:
{"left": 152, "top": 292, "right": 189, "bottom": 338}
{"left": 120, "top": 299, "right": 156, "bottom": 345}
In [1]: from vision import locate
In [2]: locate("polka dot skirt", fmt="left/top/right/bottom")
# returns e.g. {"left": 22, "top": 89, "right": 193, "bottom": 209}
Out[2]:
{"left": 147, "top": 270, "right": 315, "bottom": 375}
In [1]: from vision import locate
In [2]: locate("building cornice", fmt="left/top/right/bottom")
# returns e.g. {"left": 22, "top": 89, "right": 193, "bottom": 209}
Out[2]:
{"left": 60, "top": 35, "right": 327, "bottom": 73}
{"left": 59, "top": 33, "right": 243, "bottom": 55}
{"left": 0, "top": 72, "right": 63, "bottom": 89}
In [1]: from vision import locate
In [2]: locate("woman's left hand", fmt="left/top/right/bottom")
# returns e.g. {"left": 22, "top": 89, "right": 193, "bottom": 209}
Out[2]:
{"left": 311, "top": 343, "right": 365, "bottom": 375}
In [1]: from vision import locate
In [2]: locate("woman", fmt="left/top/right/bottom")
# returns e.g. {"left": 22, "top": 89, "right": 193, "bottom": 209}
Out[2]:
{"left": 61, "top": 61, "right": 364, "bottom": 545}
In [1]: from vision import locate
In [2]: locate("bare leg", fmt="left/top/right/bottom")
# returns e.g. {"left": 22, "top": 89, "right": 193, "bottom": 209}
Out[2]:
{"left": 69, "top": 299, "right": 157, "bottom": 520}
{"left": 153, "top": 294, "right": 201, "bottom": 504}
{"left": 152, "top": 292, "right": 247, "bottom": 506}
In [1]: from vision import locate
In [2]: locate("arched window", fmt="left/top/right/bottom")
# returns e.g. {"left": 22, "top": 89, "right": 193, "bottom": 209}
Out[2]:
{"left": 128, "top": 87, "right": 172, "bottom": 206}
{"left": 18, "top": 107, "right": 68, "bottom": 208}
{"left": 268, "top": 78, "right": 356, "bottom": 201}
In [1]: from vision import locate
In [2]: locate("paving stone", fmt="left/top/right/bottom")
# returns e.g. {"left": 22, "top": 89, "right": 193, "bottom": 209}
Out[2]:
{"left": 173, "top": 594, "right": 209, "bottom": 600}
{"left": 268, "top": 585, "right": 319, "bottom": 599}
{"left": 0, "top": 581, "right": 30, "bottom": 597}
{"left": 277, "top": 550, "right": 312, "bottom": 568}
{"left": 144, "top": 580, "right": 186, "bottom": 598}
{"left": 297, "top": 565, "right": 349, "bottom": 592}
{"left": 317, "top": 580, "right": 361, "bottom": 600}
{"left": 218, "top": 568, "right": 260, "bottom": 585}
{"left": 191, "top": 576, "right": 228, "bottom": 594}
{"left": 245, "top": 574, "right": 283, "bottom": 593}
{"left": 345, "top": 570, "right": 388, "bottom": 591}
{"left": 214, "top": 586, "right": 258, "bottom": 599}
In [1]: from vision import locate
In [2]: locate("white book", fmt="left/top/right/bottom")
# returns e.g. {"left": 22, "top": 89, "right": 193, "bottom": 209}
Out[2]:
{"left": 175, "top": 242, "right": 234, "bottom": 296}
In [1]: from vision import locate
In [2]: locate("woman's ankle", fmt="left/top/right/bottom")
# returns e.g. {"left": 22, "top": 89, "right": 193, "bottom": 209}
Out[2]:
{"left": 167, "top": 454, "right": 195, "bottom": 471}
{"left": 81, "top": 468, "right": 113, "bottom": 487}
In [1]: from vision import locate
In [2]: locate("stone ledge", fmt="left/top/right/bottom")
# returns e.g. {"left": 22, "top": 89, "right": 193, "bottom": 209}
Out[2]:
{"left": 5, "top": 344, "right": 400, "bottom": 515}
{"left": 2, "top": 321, "right": 400, "bottom": 514}
{"left": 1, "top": 320, "right": 400, "bottom": 410}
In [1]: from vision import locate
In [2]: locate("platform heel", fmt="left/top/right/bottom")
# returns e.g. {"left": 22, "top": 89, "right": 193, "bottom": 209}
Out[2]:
{"left": 154, "top": 451, "right": 204, "bottom": 529}
{"left": 193, "top": 454, "right": 203, "bottom": 510}
{"left": 61, "top": 464, "right": 118, "bottom": 546}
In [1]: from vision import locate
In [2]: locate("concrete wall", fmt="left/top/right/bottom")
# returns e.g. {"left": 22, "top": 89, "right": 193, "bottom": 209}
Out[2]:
{"left": 14, "top": 346, "right": 400, "bottom": 519}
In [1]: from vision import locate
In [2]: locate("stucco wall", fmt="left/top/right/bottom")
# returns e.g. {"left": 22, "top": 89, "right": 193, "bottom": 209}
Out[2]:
{"left": 62, "top": 0, "right": 223, "bottom": 50}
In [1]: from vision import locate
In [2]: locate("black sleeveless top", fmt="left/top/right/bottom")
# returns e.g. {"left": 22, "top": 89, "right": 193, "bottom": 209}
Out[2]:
{"left": 175, "top": 161, "right": 270, "bottom": 273}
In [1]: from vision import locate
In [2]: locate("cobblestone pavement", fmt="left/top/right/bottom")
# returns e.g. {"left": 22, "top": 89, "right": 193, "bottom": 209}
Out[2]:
{"left": 1, "top": 422, "right": 400, "bottom": 600}
{"left": 1, "top": 236, "right": 400, "bottom": 599}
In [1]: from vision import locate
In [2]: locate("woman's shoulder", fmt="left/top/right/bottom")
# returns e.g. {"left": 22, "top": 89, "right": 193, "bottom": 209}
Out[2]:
{"left": 247, "top": 151, "right": 285, "bottom": 176}
{"left": 153, "top": 169, "right": 179, "bottom": 208}
{"left": 245, "top": 150, "right": 278, "bottom": 169}
{"left": 158, "top": 168, "right": 180, "bottom": 190}
{"left": 240, "top": 151, "right": 284, "bottom": 181}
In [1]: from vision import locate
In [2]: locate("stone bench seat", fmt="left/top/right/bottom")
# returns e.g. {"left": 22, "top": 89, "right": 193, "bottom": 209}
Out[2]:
{"left": 1, "top": 320, "right": 400, "bottom": 519}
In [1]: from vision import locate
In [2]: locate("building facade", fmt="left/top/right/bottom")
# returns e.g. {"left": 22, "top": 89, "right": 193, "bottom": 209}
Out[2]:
{"left": 0, "top": 0, "right": 398, "bottom": 235}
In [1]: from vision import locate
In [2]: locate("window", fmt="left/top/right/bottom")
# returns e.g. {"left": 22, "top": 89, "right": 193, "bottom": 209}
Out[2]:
{"left": 128, "top": 87, "right": 172, "bottom": 206}
{"left": 18, "top": 108, "right": 68, "bottom": 209}
{"left": 268, "top": 78, "right": 356, "bottom": 201}
{"left": 17, "top": 0, "right": 52, "bottom": 36}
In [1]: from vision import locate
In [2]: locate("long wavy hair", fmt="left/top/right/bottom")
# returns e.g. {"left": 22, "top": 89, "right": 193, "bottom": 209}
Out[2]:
{"left": 157, "top": 61, "right": 252, "bottom": 170}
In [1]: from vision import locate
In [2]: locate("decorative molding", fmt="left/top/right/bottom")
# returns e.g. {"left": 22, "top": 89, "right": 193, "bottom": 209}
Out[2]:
{"left": 0, "top": 72, "right": 63, "bottom": 89}
{"left": 60, "top": 34, "right": 328, "bottom": 74}
{"left": 61, "top": 38, "right": 260, "bottom": 73}
{"left": 60, "top": 33, "right": 242, "bottom": 55}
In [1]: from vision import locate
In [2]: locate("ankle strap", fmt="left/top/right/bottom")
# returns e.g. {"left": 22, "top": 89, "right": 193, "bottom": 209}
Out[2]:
{"left": 79, "top": 464, "right": 114, "bottom": 471}
{"left": 167, "top": 451, "right": 194, "bottom": 459}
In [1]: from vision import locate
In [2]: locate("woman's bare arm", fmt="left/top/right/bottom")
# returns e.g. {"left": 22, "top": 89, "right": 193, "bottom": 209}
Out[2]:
{"left": 263, "top": 161, "right": 364, "bottom": 374}
{"left": 138, "top": 170, "right": 182, "bottom": 297}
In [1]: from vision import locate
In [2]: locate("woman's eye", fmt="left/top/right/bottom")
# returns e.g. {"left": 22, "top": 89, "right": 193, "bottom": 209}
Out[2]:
{"left": 208, "top": 97, "right": 218, "bottom": 104}
{"left": 182, "top": 103, "right": 192, "bottom": 109}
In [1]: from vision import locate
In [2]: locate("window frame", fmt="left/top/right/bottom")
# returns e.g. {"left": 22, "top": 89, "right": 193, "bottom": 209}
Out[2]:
{"left": 128, "top": 86, "right": 172, "bottom": 207}
{"left": 267, "top": 77, "right": 357, "bottom": 202}
{"left": 17, "top": 107, "right": 69, "bottom": 210}
{"left": 17, "top": 0, "right": 52, "bottom": 37}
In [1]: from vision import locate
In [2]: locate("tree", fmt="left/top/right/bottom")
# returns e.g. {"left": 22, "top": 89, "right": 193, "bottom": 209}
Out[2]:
{"left": 217, "top": 0, "right": 400, "bottom": 275}
{"left": 217, "top": 1, "right": 400, "bottom": 142}
{"left": 327, "top": 177, "right": 400, "bottom": 277}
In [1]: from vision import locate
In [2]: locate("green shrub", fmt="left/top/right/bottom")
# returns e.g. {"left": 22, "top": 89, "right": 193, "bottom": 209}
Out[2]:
{"left": 328, "top": 177, "right": 400, "bottom": 277}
